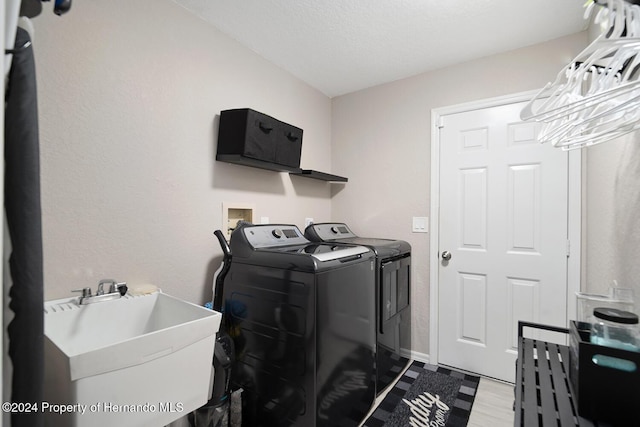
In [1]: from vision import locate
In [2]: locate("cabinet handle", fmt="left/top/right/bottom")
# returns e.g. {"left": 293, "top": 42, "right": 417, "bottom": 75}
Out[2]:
{"left": 258, "top": 122, "right": 273, "bottom": 133}
{"left": 286, "top": 132, "right": 299, "bottom": 141}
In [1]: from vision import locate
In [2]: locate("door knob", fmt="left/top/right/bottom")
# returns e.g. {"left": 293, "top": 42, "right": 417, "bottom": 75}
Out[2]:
{"left": 441, "top": 251, "right": 452, "bottom": 261}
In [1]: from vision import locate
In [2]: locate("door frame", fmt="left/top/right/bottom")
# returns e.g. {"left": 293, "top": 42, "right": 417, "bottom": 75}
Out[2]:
{"left": 428, "top": 90, "right": 582, "bottom": 366}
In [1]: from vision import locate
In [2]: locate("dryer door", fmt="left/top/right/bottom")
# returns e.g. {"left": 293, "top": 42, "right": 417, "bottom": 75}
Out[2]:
{"left": 380, "top": 255, "right": 410, "bottom": 333}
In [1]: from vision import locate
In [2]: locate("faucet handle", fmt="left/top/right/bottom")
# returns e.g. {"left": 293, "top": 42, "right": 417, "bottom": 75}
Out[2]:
{"left": 97, "top": 279, "right": 117, "bottom": 295}
{"left": 71, "top": 287, "right": 92, "bottom": 298}
{"left": 109, "top": 281, "right": 128, "bottom": 296}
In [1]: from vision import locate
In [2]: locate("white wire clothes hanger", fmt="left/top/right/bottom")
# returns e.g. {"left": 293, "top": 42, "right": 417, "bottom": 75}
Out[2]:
{"left": 521, "top": 0, "right": 640, "bottom": 150}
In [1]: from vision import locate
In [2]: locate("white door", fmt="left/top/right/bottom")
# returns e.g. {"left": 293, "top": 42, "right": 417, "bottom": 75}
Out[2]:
{"left": 437, "top": 101, "right": 569, "bottom": 382}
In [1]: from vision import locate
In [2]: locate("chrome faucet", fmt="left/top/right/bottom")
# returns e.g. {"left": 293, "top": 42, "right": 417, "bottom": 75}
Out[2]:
{"left": 72, "top": 279, "right": 128, "bottom": 305}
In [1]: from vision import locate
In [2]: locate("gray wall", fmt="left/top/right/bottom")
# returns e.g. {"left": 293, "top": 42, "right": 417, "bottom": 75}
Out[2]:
{"left": 34, "top": 0, "right": 333, "bottom": 304}
{"left": 331, "top": 31, "right": 590, "bottom": 356}
{"left": 584, "top": 137, "right": 640, "bottom": 306}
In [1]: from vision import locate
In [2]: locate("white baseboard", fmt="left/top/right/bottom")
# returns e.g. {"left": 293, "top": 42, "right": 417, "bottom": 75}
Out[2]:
{"left": 401, "top": 348, "right": 430, "bottom": 365}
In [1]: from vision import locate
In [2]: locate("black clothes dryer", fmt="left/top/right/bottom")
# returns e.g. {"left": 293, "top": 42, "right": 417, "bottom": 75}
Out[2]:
{"left": 221, "top": 224, "right": 377, "bottom": 427}
{"left": 304, "top": 223, "right": 411, "bottom": 395}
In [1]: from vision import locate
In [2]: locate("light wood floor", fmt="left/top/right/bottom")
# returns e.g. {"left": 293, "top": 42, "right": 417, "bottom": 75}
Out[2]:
{"left": 467, "top": 378, "right": 515, "bottom": 427}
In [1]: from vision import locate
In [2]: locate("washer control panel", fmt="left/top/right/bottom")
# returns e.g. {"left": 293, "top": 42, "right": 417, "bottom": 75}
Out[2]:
{"left": 241, "top": 224, "right": 309, "bottom": 248}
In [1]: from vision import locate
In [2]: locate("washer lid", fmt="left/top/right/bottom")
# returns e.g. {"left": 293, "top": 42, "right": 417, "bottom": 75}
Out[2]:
{"left": 308, "top": 245, "right": 370, "bottom": 262}
{"left": 229, "top": 224, "right": 374, "bottom": 270}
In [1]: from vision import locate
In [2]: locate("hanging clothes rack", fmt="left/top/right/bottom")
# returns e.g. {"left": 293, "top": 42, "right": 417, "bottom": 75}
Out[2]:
{"left": 521, "top": 0, "right": 640, "bottom": 149}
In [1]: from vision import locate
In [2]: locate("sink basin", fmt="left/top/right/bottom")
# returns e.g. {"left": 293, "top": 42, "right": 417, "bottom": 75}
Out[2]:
{"left": 44, "top": 291, "right": 221, "bottom": 427}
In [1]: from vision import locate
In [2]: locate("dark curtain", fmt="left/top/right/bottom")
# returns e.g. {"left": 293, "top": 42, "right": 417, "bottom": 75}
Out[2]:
{"left": 5, "top": 27, "right": 44, "bottom": 427}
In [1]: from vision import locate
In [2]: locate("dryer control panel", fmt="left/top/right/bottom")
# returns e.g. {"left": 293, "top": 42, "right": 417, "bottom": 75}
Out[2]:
{"left": 305, "top": 222, "right": 357, "bottom": 241}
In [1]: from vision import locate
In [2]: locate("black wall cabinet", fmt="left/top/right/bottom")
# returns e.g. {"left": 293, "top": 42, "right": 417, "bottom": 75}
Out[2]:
{"left": 217, "top": 108, "right": 302, "bottom": 171}
{"left": 216, "top": 108, "right": 347, "bottom": 182}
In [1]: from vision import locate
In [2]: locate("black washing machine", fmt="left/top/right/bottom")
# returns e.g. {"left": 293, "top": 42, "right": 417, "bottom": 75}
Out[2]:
{"left": 221, "top": 224, "right": 376, "bottom": 427}
{"left": 304, "top": 223, "right": 411, "bottom": 395}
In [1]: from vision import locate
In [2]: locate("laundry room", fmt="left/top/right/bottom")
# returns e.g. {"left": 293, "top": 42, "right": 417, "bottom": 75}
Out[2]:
{"left": 4, "top": 0, "right": 640, "bottom": 426}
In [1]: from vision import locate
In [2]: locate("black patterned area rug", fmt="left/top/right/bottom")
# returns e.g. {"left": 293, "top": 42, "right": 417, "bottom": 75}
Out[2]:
{"left": 362, "top": 361, "right": 480, "bottom": 427}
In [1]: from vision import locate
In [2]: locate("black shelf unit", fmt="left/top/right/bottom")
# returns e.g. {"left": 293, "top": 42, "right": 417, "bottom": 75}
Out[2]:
{"left": 515, "top": 320, "right": 638, "bottom": 426}
{"left": 290, "top": 169, "right": 348, "bottom": 182}
{"left": 216, "top": 155, "right": 347, "bottom": 182}
{"left": 215, "top": 154, "right": 302, "bottom": 173}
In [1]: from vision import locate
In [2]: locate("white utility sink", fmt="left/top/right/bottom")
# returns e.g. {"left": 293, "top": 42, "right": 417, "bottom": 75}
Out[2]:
{"left": 44, "top": 291, "right": 221, "bottom": 427}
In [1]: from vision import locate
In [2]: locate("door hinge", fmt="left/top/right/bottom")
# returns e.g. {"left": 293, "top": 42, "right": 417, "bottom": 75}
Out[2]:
{"left": 436, "top": 116, "right": 444, "bottom": 129}
{"left": 566, "top": 239, "right": 571, "bottom": 257}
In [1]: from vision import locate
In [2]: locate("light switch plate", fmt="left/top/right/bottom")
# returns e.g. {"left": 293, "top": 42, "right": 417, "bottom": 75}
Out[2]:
{"left": 412, "top": 216, "right": 428, "bottom": 233}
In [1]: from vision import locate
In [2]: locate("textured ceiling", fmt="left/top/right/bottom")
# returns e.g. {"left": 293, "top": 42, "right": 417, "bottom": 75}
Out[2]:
{"left": 171, "top": 0, "right": 589, "bottom": 97}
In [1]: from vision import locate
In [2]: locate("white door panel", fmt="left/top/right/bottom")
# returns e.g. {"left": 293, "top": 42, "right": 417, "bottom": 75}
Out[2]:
{"left": 437, "top": 101, "right": 569, "bottom": 382}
